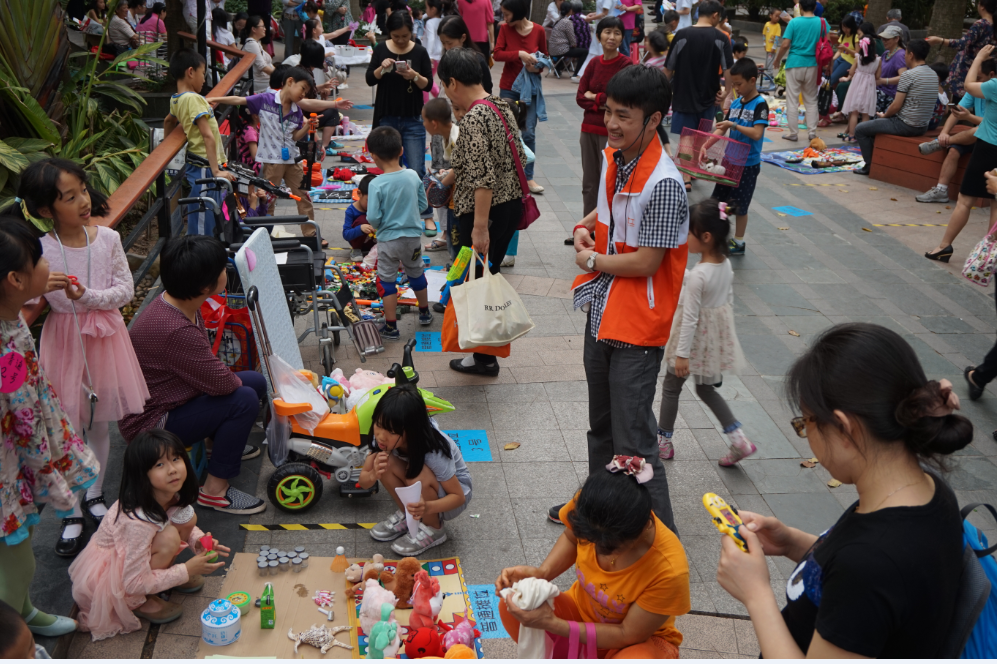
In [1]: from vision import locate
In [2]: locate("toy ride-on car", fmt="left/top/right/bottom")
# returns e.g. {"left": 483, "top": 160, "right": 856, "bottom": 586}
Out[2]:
{"left": 249, "top": 286, "right": 455, "bottom": 513}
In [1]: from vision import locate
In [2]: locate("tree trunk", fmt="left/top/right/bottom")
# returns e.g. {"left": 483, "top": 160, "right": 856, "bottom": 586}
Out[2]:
{"left": 864, "top": 0, "right": 891, "bottom": 33}
{"left": 926, "top": 0, "right": 968, "bottom": 66}
{"left": 166, "top": 0, "right": 188, "bottom": 59}
{"left": 530, "top": 0, "right": 546, "bottom": 26}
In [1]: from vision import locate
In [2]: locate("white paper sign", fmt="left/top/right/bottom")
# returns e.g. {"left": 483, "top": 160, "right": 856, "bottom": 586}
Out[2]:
{"left": 394, "top": 480, "right": 423, "bottom": 540}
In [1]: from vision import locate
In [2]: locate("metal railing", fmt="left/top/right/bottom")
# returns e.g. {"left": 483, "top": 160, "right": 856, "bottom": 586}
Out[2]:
{"left": 22, "top": 35, "right": 257, "bottom": 325}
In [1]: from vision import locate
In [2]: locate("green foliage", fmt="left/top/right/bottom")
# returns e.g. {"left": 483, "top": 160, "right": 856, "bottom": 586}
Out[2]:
{"left": 0, "top": 0, "right": 154, "bottom": 206}
{"left": 225, "top": 0, "right": 285, "bottom": 15}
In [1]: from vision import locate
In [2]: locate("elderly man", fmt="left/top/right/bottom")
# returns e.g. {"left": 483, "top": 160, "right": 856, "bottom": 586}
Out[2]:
{"left": 877, "top": 8, "right": 911, "bottom": 45}
{"left": 853, "top": 39, "right": 936, "bottom": 175}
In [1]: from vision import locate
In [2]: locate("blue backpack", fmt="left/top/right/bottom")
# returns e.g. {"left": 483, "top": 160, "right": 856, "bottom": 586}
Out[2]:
{"left": 943, "top": 503, "right": 997, "bottom": 658}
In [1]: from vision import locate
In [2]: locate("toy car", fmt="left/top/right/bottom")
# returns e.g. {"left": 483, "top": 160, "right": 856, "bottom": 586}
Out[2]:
{"left": 247, "top": 288, "right": 453, "bottom": 512}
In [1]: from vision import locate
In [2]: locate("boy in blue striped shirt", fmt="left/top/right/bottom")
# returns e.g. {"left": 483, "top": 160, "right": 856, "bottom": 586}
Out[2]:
{"left": 706, "top": 57, "right": 768, "bottom": 256}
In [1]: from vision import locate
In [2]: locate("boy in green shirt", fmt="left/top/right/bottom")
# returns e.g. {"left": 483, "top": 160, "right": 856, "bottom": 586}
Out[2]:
{"left": 163, "top": 48, "right": 235, "bottom": 236}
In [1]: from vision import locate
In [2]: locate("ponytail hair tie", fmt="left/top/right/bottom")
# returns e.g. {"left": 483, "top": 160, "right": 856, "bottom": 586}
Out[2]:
{"left": 718, "top": 202, "right": 728, "bottom": 220}
{"left": 606, "top": 455, "right": 653, "bottom": 484}
{"left": 15, "top": 197, "right": 53, "bottom": 233}
{"left": 859, "top": 37, "right": 870, "bottom": 57}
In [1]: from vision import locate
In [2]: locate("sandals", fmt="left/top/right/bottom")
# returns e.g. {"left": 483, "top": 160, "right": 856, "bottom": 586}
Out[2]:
{"left": 685, "top": 181, "right": 693, "bottom": 193}
{"left": 81, "top": 494, "right": 107, "bottom": 526}
{"left": 842, "top": 135, "right": 857, "bottom": 143}
{"left": 425, "top": 240, "right": 447, "bottom": 252}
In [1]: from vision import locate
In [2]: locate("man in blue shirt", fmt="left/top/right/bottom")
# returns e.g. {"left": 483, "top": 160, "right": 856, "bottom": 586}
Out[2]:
{"left": 702, "top": 57, "right": 769, "bottom": 255}
{"left": 916, "top": 58, "right": 996, "bottom": 203}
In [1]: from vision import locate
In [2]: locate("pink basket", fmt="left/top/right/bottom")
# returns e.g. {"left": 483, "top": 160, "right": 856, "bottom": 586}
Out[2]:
{"left": 674, "top": 128, "right": 750, "bottom": 187}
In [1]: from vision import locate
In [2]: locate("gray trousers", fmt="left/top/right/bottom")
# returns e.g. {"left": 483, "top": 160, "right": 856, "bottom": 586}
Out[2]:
{"left": 658, "top": 372, "right": 738, "bottom": 433}
{"left": 854, "top": 116, "right": 926, "bottom": 166}
{"left": 580, "top": 132, "right": 608, "bottom": 217}
{"left": 584, "top": 318, "right": 677, "bottom": 535}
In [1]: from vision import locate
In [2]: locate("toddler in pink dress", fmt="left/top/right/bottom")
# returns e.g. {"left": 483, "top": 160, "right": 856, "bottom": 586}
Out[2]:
{"left": 20, "top": 159, "right": 150, "bottom": 555}
{"left": 70, "top": 430, "right": 228, "bottom": 640}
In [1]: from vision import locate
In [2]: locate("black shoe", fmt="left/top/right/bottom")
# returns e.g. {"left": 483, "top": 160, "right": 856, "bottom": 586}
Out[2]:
{"left": 548, "top": 504, "right": 566, "bottom": 524}
{"left": 241, "top": 444, "right": 261, "bottom": 461}
{"left": 925, "top": 245, "right": 953, "bottom": 263}
{"left": 564, "top": 238, "right": 574, "bottom": 246}
{"left": 432, "top": 302, "right": 445, "bottom": 313}
{"left": 449, "top": 358, "right": 500, "bottom": 376}
{"left": 966, "top": 366, "right": 985, "bottom": 401}
{"left": 55, "top": 517, "right": 86, "bottom": 558}
{"left": 81, "top": 495, "right": 107, "bottom": 526}
{"left": 853, "top": 166, "right": 870, "bottom": 175}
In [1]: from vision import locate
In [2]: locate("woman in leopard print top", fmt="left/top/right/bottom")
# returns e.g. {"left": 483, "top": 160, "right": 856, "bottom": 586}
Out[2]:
{"left": 439, "top": 48, "right": 526, "bottom": 377}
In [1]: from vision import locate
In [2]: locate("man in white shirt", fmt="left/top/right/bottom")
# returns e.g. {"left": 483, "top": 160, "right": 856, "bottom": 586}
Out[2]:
{"left": 543, "top": 0, "right": 563, "bottom": 27}
{"left": 676, "top": 0, "right": 692, "bottom": 29}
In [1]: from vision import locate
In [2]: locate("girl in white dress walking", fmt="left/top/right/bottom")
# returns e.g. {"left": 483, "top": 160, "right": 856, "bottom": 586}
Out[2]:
{"left": 657, "top": 199, "right": 756, "bottom": 466}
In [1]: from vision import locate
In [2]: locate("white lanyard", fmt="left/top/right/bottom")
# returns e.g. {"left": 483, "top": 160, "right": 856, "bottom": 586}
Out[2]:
{"left": 52, "top": 228, "right": 98, "bottom": 430}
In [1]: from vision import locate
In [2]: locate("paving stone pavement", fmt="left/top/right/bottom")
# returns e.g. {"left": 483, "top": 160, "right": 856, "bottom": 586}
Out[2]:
{"left": 60, "top": 37, "right": 997, "bottom": 659}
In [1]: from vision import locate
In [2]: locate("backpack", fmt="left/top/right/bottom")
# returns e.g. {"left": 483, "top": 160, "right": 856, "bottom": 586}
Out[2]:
{"left": 942, "top": 503, "right": 997, "bottom": 658}
{"left": 815, "top": 18, "right": 833, "bottom": 72}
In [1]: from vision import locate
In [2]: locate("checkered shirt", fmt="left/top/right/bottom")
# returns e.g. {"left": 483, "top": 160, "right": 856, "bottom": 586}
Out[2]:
{"left": 573, "top": 153, "right": 688, "bottom": 348}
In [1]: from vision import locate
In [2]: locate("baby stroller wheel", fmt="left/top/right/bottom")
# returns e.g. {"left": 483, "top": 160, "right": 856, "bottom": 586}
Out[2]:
{"left": 268, "top": 462, "right": 324, "bottom": 512}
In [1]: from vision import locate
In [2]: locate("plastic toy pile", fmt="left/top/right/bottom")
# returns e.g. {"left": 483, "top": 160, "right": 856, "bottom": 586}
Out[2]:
{"left": 326, "top": 258, "right": 379, "bottom": 301}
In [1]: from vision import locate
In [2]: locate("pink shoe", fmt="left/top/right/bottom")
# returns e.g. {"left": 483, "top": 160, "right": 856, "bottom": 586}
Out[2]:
{"left": 718, "top": 428, "right": 756, "bottom": 467}
{"left": 658, "top": 431, "right": 675, "bottom": 460}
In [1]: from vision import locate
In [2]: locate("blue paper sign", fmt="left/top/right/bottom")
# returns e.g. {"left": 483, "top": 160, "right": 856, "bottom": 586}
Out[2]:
{"left": 466, "top": 585, "right": 510, "bottom": 639}
{"left": 414, "top": 331, "right": 442, "bottom": 352}
{"left": 772, "top": 206, "right": 813, "bottom": 217}
{"left": 443, "top": 430, "right": 492, "bottom": 462}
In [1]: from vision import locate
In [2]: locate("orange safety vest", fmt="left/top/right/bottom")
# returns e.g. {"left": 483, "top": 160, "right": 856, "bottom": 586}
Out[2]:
{"left": 572, "top": 138, "right": 688, "bottom": 347}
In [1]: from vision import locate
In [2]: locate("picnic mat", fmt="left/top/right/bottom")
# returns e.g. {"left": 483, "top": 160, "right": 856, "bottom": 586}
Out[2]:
{"left": 195, "top": 555, "right": 484, "bottom": 659}
{"left": 761, "top": 146, "right": 865, "bottom": 174}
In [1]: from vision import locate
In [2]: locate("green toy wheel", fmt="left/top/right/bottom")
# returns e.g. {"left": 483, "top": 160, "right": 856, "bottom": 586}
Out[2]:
{"left": 267, "top": 463, "right": 323, "bottom": 512}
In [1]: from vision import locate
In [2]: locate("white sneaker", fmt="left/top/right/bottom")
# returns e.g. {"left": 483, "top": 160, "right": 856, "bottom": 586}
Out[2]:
{"left": 718, "top": 428, "right": 756, "bottom": 467}
{"left": 390, "top": 521, "right": 447, "bottom": 556}
{"left": 349, "top": 248, "right": 363, "bottom": 262}
{"left": 918, "top": 139, "right": 942, "bottom": 155}
{"left": 501, "top": 255, "right": 515, "bottom": 267}
{"left": 916, "top": 185, "right": 950, "bottom": 203}
{"left": 571, "top": 75, "right": 580, "bottom": 83}
{"left": 370, "top": 510, "right": 408, "bottom": 541}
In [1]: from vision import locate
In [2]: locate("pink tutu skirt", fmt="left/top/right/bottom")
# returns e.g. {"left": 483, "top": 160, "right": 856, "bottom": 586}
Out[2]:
{"left": 39, "top": 309, "right": 149, "bottom": 430}
{"left": 70, "top": 539, "right": 145, "bottom": 640}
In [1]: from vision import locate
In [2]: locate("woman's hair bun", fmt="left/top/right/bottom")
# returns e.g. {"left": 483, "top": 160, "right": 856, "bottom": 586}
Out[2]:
{"left": 895, "top": 381, "right": 973, "bottom": 456}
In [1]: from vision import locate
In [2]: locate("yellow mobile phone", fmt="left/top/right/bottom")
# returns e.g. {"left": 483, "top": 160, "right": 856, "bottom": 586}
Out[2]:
{"left": 703, "top": 492, "right": 747, "bottom": 552}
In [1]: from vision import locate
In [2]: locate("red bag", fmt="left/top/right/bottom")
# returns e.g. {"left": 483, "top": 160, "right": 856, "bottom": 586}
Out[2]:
{"left": 815, "top": 18, "right": 833, "bottom": 72}
{"left": 469, "top": 99, "right": 541, "bottom": 231}
{"left": 548, "top": 622, "right": 597, "bottom": 659}
{"left": 441, "top": 298, "right": 511, "bottom": 358}
{"left": 200, "top": 295, "right": 256, "bottom": 369}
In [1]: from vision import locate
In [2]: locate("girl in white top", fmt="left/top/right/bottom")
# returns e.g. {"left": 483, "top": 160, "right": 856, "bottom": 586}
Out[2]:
{"left": 657, "top": 199, "right": 756, "bottom": 466}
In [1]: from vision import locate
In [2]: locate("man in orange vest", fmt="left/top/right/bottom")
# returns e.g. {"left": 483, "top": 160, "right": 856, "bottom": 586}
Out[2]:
{"left": 549, "top": 66, "right": 688, "bottom": 533}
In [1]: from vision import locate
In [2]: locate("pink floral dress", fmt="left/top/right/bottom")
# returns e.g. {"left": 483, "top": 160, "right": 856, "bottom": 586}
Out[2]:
{"left": 0, "top": 316, "right": 98, "bottom": 545}
{"left": 70, "top": 500, "right": 205, "bottom": 641}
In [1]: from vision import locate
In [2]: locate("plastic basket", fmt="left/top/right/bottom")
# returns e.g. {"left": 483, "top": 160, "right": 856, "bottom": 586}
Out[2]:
{"left": 674, "top": 128, "right": 750, "bottom": 187}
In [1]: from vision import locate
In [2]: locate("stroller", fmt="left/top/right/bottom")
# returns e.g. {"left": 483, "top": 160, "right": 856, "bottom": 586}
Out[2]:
{"left": 246, "top": 286, "right": 455, "bottom": 513}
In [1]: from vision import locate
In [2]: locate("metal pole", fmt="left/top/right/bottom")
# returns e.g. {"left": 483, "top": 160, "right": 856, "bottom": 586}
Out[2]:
{"left": 197, "top": 0, "right": 207, "bottom": 85}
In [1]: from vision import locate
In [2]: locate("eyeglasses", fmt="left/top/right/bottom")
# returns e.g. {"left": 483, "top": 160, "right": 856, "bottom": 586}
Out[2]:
{"left": 790, "top": 415, "right": 815, "bottom": 438}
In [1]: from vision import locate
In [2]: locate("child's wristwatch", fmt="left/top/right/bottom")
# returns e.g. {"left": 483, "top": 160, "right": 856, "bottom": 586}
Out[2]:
{"left": 586, "top": 253, "right": 597, "bottom": 271}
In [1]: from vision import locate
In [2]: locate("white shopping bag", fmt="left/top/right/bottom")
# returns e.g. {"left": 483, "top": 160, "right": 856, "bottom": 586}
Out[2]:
{"left": 450, "top": 251, "right": 535, "bottom": 348}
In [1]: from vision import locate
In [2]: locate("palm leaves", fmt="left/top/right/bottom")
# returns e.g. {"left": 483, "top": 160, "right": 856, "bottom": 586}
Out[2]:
{"left": 0, "top": 0, "right": 162, "bottom": 204}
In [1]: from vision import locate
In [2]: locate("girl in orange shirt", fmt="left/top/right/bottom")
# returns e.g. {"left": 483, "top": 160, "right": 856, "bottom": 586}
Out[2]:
{"left": 496, "top": 457, "right": 691, "bottom": 658}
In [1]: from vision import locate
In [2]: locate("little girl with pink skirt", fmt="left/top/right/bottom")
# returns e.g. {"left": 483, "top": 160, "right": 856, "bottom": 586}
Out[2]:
{"left": 18, "top": 159, "right": 151, "bottom": 557}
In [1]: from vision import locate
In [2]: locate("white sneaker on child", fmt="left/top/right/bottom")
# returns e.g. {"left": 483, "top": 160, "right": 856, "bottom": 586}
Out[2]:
{"left": 718, "top": 428, "right": 756, "bottom": 467}
{"left": 657, "top": 430, "right": 674, "bottom": 459}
